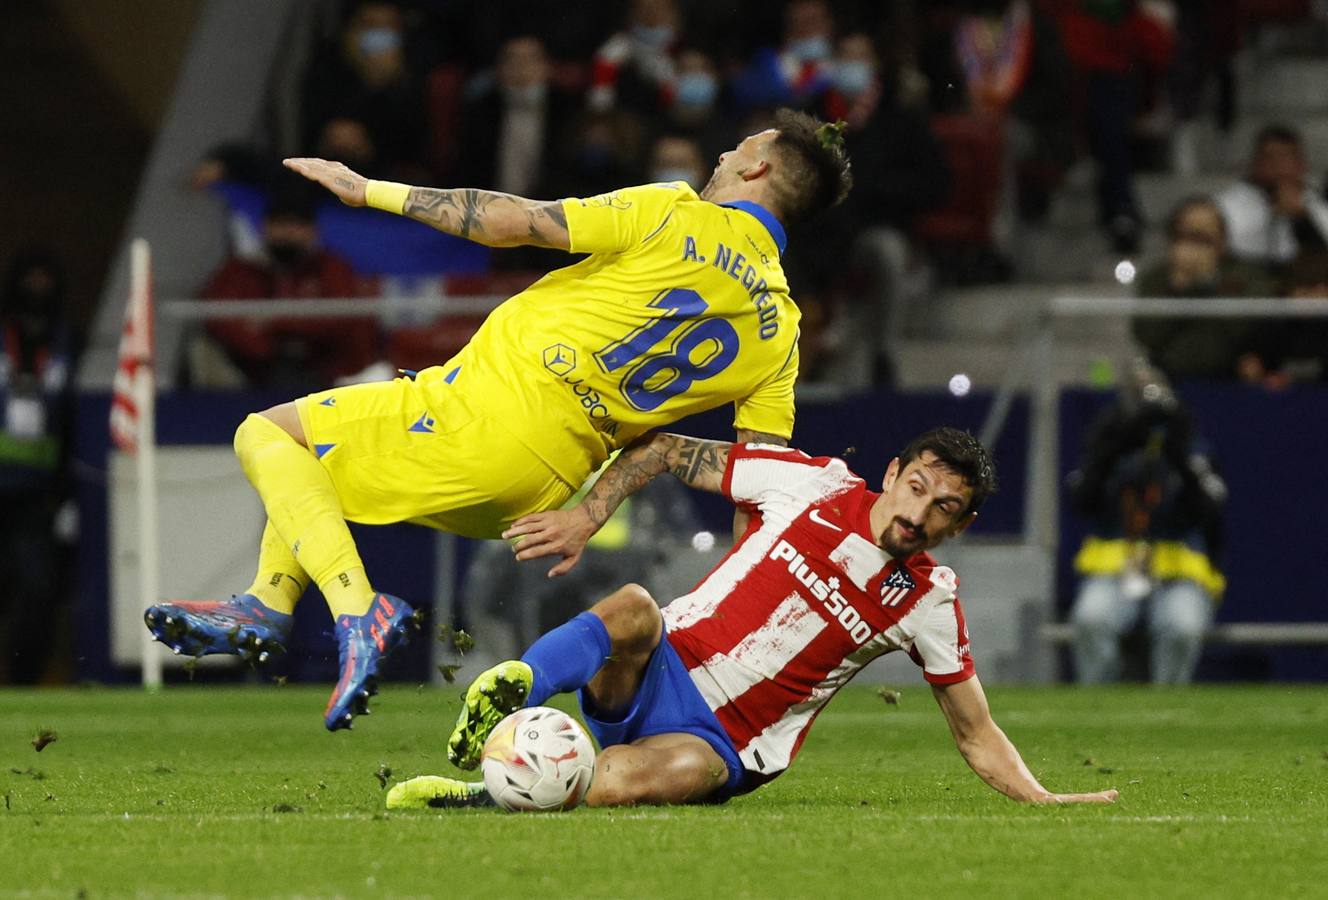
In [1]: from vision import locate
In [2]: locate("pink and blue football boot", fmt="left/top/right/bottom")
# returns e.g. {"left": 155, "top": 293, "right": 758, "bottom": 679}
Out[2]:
{"left": 144, "top": 594, "right": 292, "bottom": 666}
{"left": 323, "top": 593, "right": 420, "bottom": 732}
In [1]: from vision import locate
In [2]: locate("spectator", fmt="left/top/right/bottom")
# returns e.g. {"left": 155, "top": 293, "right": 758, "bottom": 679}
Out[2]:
{"left": 0, "top": 248, "right": 78, "bottom": 684}
{"left": 657, "top": 47, "right": 739, "bottom": 164}
{"left": 301, "top": 0, "right": 429, "bottom": 178}
{"left": 730, "top": 0, "right": 837, "bottom": 115}
{"left": 1215, "top": 125, "right": 1328, "bottom": 269}
{"left": 1066, "top": 363, "right": 1226, "bottom": 685}
{"left": 588, "top": 0, "right": 684, "bottom": 116}
{"left": 199, "top": 177, "right": 377, "bottom": 389}
{"left": 1133, "top": 196, "right": 1279, "bottom": 381}
{"left": 1243, "top": 250, "right": 1328, "bottom": 386}
{"left": 315, "top": 116, "right": 383, "bottom": 179}
{"left": 1046, "top": 0, "right": 1174, "bottom": 253}
{"left": 646, "top": 134, "right": 708, "bottom": 191}
{"left": 457, "top": 36, "right": 579, "bottom": 199}
{"left": 1168, "top": 0, "right": 1241, "bottom": 175}
{"left": 552, "top": 108, "right": 649, "bottom": 199}
{"left": 793, "top": 31, "right": 950, "bottom": 382}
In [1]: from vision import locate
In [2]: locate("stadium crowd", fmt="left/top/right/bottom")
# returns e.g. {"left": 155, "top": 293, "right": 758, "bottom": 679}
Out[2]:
{"left": 177, "top": 0, "right": 1326, "bottom": 392}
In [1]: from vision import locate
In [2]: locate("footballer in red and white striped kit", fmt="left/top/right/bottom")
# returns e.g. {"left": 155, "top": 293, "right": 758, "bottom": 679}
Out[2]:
{"left": 388, "top": 428, "right": 1118, "bottom": 811}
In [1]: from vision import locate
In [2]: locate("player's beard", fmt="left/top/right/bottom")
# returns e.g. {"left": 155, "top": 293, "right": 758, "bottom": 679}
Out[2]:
{"left": 879, "top": 519, "right": 926, "bottom": 559}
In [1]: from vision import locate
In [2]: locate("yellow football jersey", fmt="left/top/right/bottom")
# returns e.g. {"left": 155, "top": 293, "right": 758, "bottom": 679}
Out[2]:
{"left": 439, "top": 182, "right": 801, "bottom": 487}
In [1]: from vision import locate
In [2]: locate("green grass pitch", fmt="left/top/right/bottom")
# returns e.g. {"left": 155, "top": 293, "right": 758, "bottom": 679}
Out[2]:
{"left": 1, "top": 683, "right": 1325, "bottom": 898}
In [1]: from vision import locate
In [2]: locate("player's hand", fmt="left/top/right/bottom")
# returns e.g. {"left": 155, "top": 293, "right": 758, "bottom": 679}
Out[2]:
{"left": 1035, "top": 789, "right": 1119, "bottom": 805}
{"left": 501, "top": 508, "right": 598, "bottom": 578}
{"left": 282, "top": 157, "right": 367, "bottom": 207}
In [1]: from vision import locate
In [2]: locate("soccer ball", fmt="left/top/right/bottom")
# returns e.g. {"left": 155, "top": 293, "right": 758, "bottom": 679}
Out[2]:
{"left": 480, "top": 707, "right": 596, "bottom": 812}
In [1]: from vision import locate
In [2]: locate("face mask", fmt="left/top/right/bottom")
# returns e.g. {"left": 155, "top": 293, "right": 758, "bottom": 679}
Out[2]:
{"left": 503, "top": 83, "right": 547, "bottom": 106}
{"left": 652, "top": 167, "right": 699, "bottom": 189}
{"left": 675, "top": 72, "right": 718, "bottom": 109}
{"left": 358, "top": 27, "right": 402, "bottom": 56}
{"left": 267, "top": 242, "right": 309, "bottom": 268}
{"left": 632, "top": 25, "right": 675, "bottom": 49}
{"left": 832, "top": 60, "right": 873, "bottom": 96}
{"left": 788, "top": 35, "right": 831, "bottom": 62}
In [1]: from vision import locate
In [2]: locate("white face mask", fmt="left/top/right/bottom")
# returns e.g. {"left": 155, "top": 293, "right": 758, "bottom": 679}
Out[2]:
{"left": 503, "top": 83, "right": 547, "bottom": 106}
{"left": 788, "top": 34, "right": 831, "bottom": 62}
{"left": 358, "top": 27, "right": 401, "bottom": 56}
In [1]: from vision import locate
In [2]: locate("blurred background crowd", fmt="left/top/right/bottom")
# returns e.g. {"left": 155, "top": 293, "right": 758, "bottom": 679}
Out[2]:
{"left": 3, "top": 0, "right": 1328, "bottom": 687}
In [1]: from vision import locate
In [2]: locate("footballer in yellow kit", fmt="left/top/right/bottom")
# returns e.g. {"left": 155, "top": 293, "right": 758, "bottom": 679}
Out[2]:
{"left": 144, "top": 109, "right": 853, "bottom": 730}
{"left": 299, "top": 179, "right": 801, "bottom": 538}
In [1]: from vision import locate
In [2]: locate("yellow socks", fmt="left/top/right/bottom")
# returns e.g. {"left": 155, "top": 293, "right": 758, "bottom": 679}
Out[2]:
{"left": 234, "top": 413, "right": 376, "bottom": 619}
{"left": 241, "top": 520, "right": 309, "bottom": 615}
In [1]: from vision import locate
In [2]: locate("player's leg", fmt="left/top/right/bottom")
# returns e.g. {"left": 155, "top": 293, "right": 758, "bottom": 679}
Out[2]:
{"left": 236, "top": 393, "right": 417, "bottom": 729}
{"left": 1070, "top": 575, "right": 1141, "bottom": 684}
{"left": 1146, "top": 579, "right": 1213, "bottom": 685}
{"left": 234, "top": 403, "right": 376, "bottom": 619}
{"left": 447, "top": 583, "right": 661, "bottom": 769}
{"left": 585, "top": 732, "right": 730, "bottom": 806}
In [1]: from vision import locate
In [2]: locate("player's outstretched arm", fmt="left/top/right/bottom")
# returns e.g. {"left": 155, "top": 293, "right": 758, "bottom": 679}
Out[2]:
{"left": 931, "top": 676, "right": 1119, "bottom": 805}
{"left": 502, "top": 433, "right": 732, "bottom": 577}
{"left": 282, "top": 158, "right": 571, "bottom": 250}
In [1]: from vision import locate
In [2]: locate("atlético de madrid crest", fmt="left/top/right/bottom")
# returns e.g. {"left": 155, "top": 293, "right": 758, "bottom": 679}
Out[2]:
{"left": 879, "top": 567, "right": 915, "bottom": 607}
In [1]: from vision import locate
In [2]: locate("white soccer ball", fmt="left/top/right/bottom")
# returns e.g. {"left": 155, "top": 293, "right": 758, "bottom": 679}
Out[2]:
{"left": 480, "top": 706, "right": 596, "bottom": 812}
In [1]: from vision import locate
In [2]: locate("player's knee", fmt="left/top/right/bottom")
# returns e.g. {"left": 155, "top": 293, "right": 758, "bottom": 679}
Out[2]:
{"left": 593, "top": 584, "right": 662, "bottom": 658}
{"left": 585, "top": 744, "right": 720, "bottom": 807}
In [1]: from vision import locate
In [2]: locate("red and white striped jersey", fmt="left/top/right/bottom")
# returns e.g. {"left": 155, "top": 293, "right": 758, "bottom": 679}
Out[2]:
{"left": 662, "top": 443, "right": 975, "bottom": 788}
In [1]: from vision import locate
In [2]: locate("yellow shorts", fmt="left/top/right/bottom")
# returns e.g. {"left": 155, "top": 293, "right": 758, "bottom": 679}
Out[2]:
{"left": 295, "top": 367, "right": 576, "bottom": 539}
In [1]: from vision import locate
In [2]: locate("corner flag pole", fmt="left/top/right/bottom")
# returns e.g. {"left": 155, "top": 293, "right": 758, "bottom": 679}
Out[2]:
{"left": 130, "top": 239, "right": 163, "bottom": 689}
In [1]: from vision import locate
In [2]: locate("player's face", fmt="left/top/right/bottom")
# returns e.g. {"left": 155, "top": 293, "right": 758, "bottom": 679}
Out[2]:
{"left": 870, "top": 452, "right": 976, "bottom": 558}
{"left": 700, "top": 129, "right": 778, "bottom": 199}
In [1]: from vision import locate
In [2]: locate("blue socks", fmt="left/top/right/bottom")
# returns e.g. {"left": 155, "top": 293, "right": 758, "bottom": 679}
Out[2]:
{"left": 520, "top": 611, "right": 613, "bottom": 706}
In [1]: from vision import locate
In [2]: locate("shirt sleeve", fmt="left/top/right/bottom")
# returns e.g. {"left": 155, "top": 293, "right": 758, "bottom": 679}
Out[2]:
{"left": 732, "top": 339, "right": 798, "bottom": 440}
{"left": 907, "top": 596, "right": 976, "bottom": 685}
{"left": 721, "top": 442, "right": 841, "bottom": 507}
{"left": 561, "top": 182, "right": 692, "bottom": 254}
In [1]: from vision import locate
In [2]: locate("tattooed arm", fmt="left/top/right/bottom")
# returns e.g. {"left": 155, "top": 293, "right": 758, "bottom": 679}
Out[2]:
{"left": 281, "top": 157, "right": 571, "bottom": 250}
{"left": 401, "top": 187, "right": 570, "bottom": 249}
{"left": 732, "top": 428, "right": 788, "bottom": 541}
{"left": 501, "top": 433, "right": 732, "bottom": 577}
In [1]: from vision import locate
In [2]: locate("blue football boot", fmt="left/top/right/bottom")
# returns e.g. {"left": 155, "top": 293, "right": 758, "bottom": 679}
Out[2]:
{"left": 324, "top": 593, "right": 420, "bottom": 732}
{"left": 144, "top": 594, "right": 292, "bottom": 665}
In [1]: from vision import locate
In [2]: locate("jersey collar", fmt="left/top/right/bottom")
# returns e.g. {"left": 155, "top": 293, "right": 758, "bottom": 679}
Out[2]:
{"left": 718, "top": 200, "right": 788, "bottom": 257}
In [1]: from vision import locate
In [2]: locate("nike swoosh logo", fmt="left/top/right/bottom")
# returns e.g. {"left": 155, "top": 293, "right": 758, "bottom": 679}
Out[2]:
{"left": 807, "top": 509, "right": 842, "bottom": 531}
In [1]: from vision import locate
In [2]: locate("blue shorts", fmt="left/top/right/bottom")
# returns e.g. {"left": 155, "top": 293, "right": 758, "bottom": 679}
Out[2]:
{"left": 577, "top": 627, "right": 746, "bottom": 800}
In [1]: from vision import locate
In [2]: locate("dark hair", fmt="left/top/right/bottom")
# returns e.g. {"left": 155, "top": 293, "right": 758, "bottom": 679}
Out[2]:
{"left": 265, "top": 172, "right": 321, "bottom": 222}
{"left": 1166, "top": 195, "right": 1227, "bottom": 244}
{"left": 1255, "top": 124, "right": 1302, "bottom": 151}
{"left": 767, "top": 108, "right": 853, "bottom": 226}
{"left": 897, "top": 427, "right": 996, "bottom": 515}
